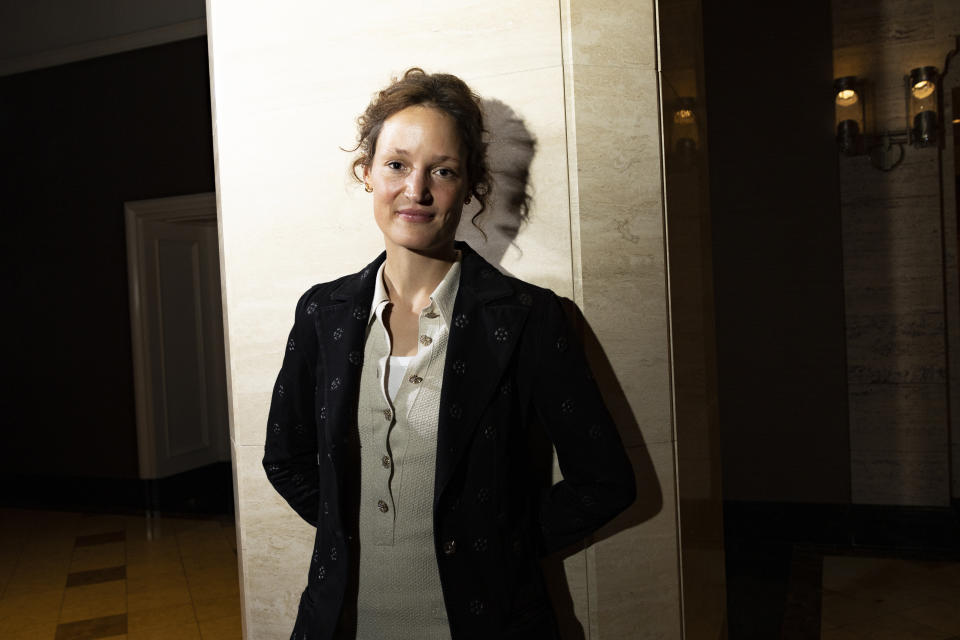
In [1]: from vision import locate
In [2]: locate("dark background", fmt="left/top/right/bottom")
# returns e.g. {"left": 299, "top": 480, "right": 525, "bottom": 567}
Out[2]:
{"left": 703, "top": 0, "right": 852, "bottom": 503}
{"left": 0, "top": 37, "right": 215, "bottom": 480}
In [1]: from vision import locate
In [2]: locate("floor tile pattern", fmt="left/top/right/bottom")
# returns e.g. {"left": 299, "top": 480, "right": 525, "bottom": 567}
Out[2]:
{"left": 54, "top": 613, "right": 127, "bottom": 640}
{"left": 7, "top": 507, "right": 958, "bottom": 639}
{"left": 0, "top": 509, "right": 240, "bottom": 640}
{"left": 66, "top": 567, "right": 127, "bottom": 589}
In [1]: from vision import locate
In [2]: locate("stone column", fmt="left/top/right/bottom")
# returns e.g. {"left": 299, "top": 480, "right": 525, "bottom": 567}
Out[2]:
{"left": 206, "top": 0, "right": 718, "bottom": 636}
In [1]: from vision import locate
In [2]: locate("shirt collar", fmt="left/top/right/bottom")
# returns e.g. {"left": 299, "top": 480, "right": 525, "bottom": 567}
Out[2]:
{"left": 367, "top": 253, "right": 462, "bottom": 327}
{"left": 429, "top": 254, "right": 462, "bottom": 327}
{"left": 369, "top": 261, "right": 391, "bottom": 324}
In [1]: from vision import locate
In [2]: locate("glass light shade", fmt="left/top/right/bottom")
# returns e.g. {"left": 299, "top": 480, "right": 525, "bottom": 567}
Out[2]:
{"left": 912, "top": 80, "right": 935, "bottom": 100}
{"left": 834, "top": 76, "right": 864, "bottom": 155}
{"left": 908, "top": 66, "right": 939, "bottom": 147}
{"left": 836, "top": 88, "right": 859, "bottom": 107}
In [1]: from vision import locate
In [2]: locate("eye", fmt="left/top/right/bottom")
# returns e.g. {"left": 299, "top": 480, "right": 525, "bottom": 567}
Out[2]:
{"left": 386, "top": 161, "right": 403, "bottom": 171}
{"left": 434, "top": 167, "right": 457, "bottom": 178}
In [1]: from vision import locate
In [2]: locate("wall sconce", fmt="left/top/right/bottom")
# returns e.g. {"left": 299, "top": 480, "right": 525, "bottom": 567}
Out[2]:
{"left": 669, "top": 97, "right": 699, "bottom": 167}
{"left": 834, "top": 76, "right": 864, "bottom": 155}
{"left": 833, "top": 66, "right": 942, "bottom": 170}
{"left": 907, "top": 66, "right": 939, "bottom": 147}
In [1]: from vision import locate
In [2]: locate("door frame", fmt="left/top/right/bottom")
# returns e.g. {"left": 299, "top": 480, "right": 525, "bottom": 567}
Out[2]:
{"left": 125, "top": 192, "right": 223, "bottom": 479}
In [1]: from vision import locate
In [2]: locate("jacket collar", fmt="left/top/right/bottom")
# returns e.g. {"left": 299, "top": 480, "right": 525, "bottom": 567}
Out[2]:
{"left": 454, "top": 241, "right": 514, "bottom": 303}
{"left": 328, "top": 251, "right": 386, "bottom": 305}
{"left": 315, "top": 241, "right": 525, "bottom": 507}
{"left": 327, "top": 241, "right": 514, "bottom": 307}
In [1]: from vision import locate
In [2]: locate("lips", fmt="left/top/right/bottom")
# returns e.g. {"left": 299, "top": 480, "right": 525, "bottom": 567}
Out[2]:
{"left": 396, "top": 208, "right": 435, "bottom": 222}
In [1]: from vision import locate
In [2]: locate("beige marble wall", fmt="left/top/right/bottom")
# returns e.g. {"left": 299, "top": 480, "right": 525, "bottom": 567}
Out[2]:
{"left": 833, "top": 0, "right": 960, "bottom": 506}
{"left": 206, "top": 0, "right": 682, "bottom": 637}
{"left": 559, "top": 1, "right": 685, "bottom": 637}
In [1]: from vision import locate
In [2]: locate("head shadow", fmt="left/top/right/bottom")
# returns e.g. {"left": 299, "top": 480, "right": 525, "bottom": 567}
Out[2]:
{"left": 456, "top": 97, "right": 536, "bottom": 269}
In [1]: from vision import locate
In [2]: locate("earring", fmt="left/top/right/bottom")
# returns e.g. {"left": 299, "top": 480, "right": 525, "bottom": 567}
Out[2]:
{"left": 364, "top": 183, "right": 373, "bottom": 193}
{"left": 464, "top": 196, "right": 471, "bottom": 204}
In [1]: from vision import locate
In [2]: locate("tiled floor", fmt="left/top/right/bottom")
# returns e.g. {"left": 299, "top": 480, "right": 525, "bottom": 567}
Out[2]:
{"left": 0, "top": 509, "right": 241, "bottom": 640}
{"left": 820, "top": 554, "right": 960, "bottom": 640}
{"left": 5, "top": 508, "right": 959, "bottom": 639}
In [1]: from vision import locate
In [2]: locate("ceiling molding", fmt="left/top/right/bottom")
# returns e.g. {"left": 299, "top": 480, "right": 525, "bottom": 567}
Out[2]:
{"left": 0, "top": 18, "right": 206, "bottom": 77}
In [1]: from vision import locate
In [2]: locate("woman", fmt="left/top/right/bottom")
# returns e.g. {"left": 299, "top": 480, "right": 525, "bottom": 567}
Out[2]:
{"left": 263, "top": 68, "right": 635, "bottom": 640}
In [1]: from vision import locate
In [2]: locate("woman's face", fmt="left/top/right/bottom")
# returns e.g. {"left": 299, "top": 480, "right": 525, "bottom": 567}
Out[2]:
{"left": 365, "top": 105, "right": 468, "bottom": 258}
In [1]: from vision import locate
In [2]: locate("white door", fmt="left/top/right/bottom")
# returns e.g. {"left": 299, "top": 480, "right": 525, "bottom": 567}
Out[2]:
{"left": 126, "top": 194, "right": 230, "bottom": 479}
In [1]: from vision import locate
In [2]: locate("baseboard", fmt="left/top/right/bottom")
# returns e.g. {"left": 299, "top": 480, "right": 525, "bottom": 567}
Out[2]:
{"left": 0, "top": 462, "right": 234, "bottom": 516}
{"left": 723, "top": 500, "right": 960, "bottom": 555}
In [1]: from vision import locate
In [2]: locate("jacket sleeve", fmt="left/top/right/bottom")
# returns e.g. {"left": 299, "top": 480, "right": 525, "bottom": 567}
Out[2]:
{"left": 531, "top": 291, "right": 636, "bottom": 554}
{"left": 262, "top": 287, "right": 322, "bottom": 526}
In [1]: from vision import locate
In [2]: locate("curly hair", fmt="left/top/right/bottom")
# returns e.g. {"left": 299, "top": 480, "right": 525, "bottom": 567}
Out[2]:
{"left": 350, "top": 68, "right": 491, "bottom": 228}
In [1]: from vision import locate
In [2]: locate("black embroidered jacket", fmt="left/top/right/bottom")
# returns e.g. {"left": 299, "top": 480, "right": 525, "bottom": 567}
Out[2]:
{"left": 263, "top": 242, "right": 635, "bottom": 639}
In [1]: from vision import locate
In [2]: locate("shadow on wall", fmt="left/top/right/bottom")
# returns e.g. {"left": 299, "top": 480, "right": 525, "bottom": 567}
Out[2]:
{"left": 457, "top": 98, "right": 535, "bottom": 264}
{"left": 464, "top": 97, "right": 663, "bottom": 640}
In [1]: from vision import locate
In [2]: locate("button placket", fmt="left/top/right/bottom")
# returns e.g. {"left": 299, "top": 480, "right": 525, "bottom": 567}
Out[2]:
{"left": 357, "top": 279, "right": 408, "bottom": 550}
{"left": 405, "top": 307, "right": 437, "bottom": 391}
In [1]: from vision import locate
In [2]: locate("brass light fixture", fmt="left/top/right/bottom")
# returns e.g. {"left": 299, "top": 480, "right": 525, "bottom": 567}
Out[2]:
{"left": 833, "top": 66, "right": 943, "bottom": 170}
{"left": 672, "top": 97, "right": 699, "bottom": 154}
{"left": 907, "top": 66, "right": 939, "bottom": 147}
{"left": 834, "top": 76, "right": 864, "bottom": 155}
{"left": 669, "top": 97, "right": 699, "bottom": 168}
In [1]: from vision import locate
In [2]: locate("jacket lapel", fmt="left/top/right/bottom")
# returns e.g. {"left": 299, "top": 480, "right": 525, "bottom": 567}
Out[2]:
{"left": 433, "top": 243, "right": 531, "bottom": 506}
{"left": 312, "top": 245, "right": 531, "bottom": 509}
{"left": 315, "top": 252, "right": 385, "bottom": 477}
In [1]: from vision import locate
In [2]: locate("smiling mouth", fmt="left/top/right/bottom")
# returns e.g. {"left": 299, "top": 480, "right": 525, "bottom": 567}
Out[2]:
{"left": 396, "top": 209, "right": 435, "bottom": 222}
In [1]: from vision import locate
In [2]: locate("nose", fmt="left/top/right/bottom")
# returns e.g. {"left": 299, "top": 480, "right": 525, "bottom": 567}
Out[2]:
{"left": 404, "top": 169, "right": 432, "bottom": 203}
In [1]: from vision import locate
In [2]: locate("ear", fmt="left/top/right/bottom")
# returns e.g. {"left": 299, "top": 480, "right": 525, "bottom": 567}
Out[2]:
{"left": 361, "top": 165, "right": 373, "bottom": 192}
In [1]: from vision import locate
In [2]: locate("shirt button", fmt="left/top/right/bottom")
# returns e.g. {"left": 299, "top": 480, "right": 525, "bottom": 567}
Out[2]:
{"left": 377, "top": 500, "right": 389, "bottom": 513}
{"left": 443, "top": 539, "right": 457, "bottom": 555}
{"left": 425, "top": 311, "right": 439, "bottom": 319}
{"left": 381, "top": 455, "right": 391, "bottom": 469}
{"left": 382, "top": 408, "right": 393, "bottom": 421}
{"left": 419, "top": 335, "right": 433, "bottom": 346}
{"left": 408, "top": 374, "right": 423, "bottom": 384}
